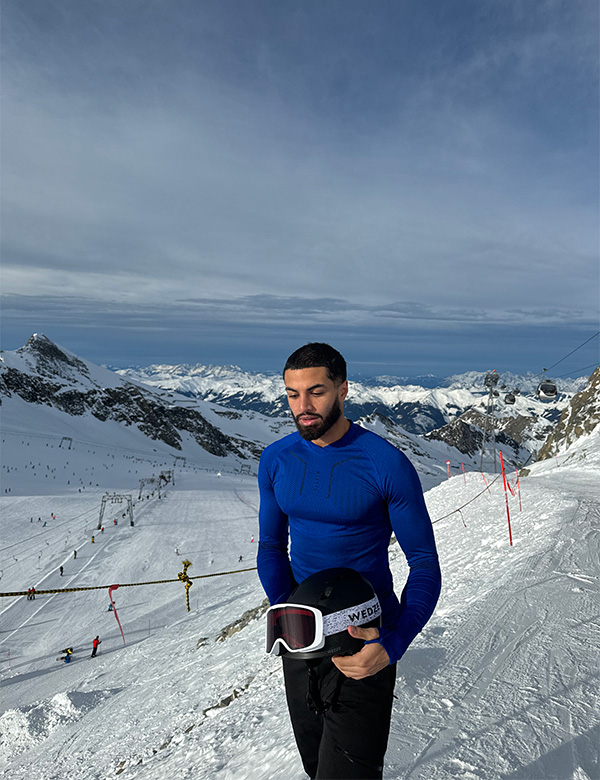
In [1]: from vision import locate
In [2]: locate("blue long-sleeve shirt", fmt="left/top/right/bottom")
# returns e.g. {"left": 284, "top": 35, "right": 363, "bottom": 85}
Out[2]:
{"left": 257, "top": 421, "right": 441, "bottom": 665}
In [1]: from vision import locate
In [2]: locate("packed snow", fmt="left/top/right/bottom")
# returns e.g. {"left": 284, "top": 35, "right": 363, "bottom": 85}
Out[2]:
{"left": 1, "top": 411, "right": 599, "bottom": 778}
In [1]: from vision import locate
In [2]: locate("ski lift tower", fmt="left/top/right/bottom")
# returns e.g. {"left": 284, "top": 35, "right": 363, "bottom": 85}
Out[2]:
{"left": 480, "top": 370, "right": 500, "bottom": 473}
{"left": 159, "top": 470, "right": 174, "bottom": 487}
{"left": 97, "top": 493, "right": 134, "bottom": 530}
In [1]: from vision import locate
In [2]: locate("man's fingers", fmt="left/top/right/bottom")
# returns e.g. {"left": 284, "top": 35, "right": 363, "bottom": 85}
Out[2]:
{"left": 347, "top": 624, "right": 380, "bottom": 641}
{"left": 332, "top": 640, "right": 390, "bottom": 679}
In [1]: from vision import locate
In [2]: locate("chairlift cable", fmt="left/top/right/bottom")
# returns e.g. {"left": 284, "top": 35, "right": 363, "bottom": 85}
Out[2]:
{"left": 554, "top": 362, "right": 599, "bottom": 380}
{"left": 544, "top": 331, "right": 600, "bottom": 373}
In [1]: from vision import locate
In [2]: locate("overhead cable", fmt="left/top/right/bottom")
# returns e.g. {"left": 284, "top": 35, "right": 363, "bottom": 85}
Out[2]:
{"left": 555, "top": 362, "right": 599, "bottom": 379}
{"left": 544, "top": 331, "right": 600, "bottom": 372}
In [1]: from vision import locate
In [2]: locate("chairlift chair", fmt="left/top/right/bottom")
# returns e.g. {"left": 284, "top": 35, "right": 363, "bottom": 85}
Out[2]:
{"left": 504, "top": 393, "right": 516, "bottom": 405}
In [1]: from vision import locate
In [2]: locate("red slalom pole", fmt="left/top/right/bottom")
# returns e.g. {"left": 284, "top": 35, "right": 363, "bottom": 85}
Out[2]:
{"left": 499, "top": 451, "right": 513, "bottom": 546}
{"left": 481, "top": 472, "right": 491, "bottom": 495}
{"left": 446, "top": 460, "right": 451, "bottom": 479}
{"left": 108, "top": 584, "right": 126, "bottom": 646}
{"left": 462, "top": 463, "right": 466, "bottom": 484}
{"left": 516, "top": 469, "right": 522, "bottom": 512}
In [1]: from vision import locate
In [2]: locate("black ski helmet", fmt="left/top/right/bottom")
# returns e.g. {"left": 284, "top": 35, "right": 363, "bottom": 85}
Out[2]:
{"left": 285, "top": 567, "right": 382, "bottom": 659}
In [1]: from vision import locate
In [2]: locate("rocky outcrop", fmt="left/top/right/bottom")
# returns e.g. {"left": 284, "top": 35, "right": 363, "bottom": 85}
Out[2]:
{"left": 17, "top": 333, "right": 90, "bottom": 381}
{"left": 537, "top": 367, "right": 600, "bottom": 460}
{"left": 425, "top": 407, "right": 546, "bottom": 465}
{"left": 426, "top": 416, "right": 484, "bottom": 457}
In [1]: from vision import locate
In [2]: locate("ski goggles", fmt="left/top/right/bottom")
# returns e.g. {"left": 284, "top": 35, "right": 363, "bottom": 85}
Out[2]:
{"left": 265, "top": 595, "right": 381, "bottom": 656}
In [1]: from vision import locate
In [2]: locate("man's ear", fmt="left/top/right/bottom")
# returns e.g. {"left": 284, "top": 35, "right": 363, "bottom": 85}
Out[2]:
{"left": 339, "top": 380, "right": 349, "bottom": 402}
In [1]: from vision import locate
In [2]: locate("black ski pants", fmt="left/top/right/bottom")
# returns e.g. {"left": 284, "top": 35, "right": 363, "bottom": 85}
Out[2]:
{"left": 283, "top": 656, "right": 397, "bottom": 780}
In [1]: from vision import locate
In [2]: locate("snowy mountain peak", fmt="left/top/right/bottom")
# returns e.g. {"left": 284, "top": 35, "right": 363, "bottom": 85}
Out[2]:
{"left": 17, "top": 333, "right": 91, "bottom": 382}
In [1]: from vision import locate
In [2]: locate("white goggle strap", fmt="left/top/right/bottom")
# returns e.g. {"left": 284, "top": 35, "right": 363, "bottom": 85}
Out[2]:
{"left": 321, "top": 595, "right": 381, "bottom": 636}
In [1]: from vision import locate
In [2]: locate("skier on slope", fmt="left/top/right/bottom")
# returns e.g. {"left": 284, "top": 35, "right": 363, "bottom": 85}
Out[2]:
{"left": 90, "top": 636, "right": 101, "bottom": 658}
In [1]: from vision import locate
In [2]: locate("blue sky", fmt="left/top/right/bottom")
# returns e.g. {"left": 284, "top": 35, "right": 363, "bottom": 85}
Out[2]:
{"left": 1, "top": 0, "right": 598, "bottom": 378}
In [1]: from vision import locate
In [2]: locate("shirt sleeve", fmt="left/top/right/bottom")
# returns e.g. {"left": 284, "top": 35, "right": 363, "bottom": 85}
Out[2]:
{"left": 256, "top": 449, "right": 294, "bottom": 605}
{"left": 377, "top": 450, "right": 442, "bottom": 664}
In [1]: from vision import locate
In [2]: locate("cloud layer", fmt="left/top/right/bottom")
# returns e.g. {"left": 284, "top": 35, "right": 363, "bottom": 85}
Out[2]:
{"left": 1, "top": 0, "right": 598, "bottom": 374}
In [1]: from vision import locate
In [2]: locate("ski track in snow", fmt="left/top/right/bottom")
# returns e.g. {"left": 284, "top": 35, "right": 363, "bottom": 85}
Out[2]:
{"left": 1, "top": 432, "right": 599, "bottom": 780}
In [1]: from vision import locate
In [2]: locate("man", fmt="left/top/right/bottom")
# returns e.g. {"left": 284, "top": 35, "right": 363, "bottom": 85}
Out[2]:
{"left": 90, "top": 635, "right": 101, "bottom": 658}
{"left": 257, "top": 343, "right": 441, "bottom": 779}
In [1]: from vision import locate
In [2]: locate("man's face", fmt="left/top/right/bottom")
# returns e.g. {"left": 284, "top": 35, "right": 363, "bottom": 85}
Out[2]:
{"left": 283, "top": 366, "right": 348, "bottom": 442}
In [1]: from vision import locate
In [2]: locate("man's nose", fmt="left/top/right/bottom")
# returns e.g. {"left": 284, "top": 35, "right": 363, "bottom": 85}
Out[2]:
{"left": 298, "top": 393, "right": 316, "bottom": 412}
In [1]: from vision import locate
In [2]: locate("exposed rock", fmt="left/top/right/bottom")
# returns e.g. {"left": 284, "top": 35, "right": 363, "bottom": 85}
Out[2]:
{"left": 425, "top": 407, "right": 538, "bottom": 464}
{"left": 537, "top": 367, "right": 600, "bottom": 461}
{"left": 215, "top": 598, "right": 269, "bottom": 642}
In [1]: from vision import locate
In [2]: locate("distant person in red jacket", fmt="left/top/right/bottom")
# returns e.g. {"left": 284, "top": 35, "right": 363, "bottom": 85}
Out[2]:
{"left": 90, "top": 636, "right": 101, "bottom": 658}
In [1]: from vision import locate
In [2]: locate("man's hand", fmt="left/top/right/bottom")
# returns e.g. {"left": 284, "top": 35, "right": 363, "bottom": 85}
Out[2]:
{"left": 332, "top": 625, "right": 390, "bottom": 679}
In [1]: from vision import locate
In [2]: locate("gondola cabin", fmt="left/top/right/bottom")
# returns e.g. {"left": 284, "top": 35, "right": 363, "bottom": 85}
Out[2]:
{"left": 505, "top": 393, "right": 516, "bottom": 405}
{"left": 537, "top": 380, "right": 558, "bottom": 402}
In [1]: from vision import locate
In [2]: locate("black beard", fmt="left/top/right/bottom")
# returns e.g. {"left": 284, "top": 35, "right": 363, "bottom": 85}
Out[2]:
{"left": 294, "top": 398, "right": 342, "bottom": 441}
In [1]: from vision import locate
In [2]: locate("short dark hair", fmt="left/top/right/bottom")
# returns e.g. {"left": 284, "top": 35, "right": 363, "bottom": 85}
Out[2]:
{"left": 283, "top": 343, "right": 347, "bottom": 384}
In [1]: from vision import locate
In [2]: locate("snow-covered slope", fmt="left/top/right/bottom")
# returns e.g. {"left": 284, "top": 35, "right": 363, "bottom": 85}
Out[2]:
{"left": 0, "top": 335, "right": 292, "bottom": 483}
{"left": 1, "top": 386, "right": 598, "bottom": 779}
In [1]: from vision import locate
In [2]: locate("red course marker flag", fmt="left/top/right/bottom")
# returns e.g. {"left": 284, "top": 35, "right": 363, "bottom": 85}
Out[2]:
{"left": 446, "top": 460, "right": 451, "bottom": 479}
{"left": 499, "top": 451, "right": 513, "bottom": 546}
